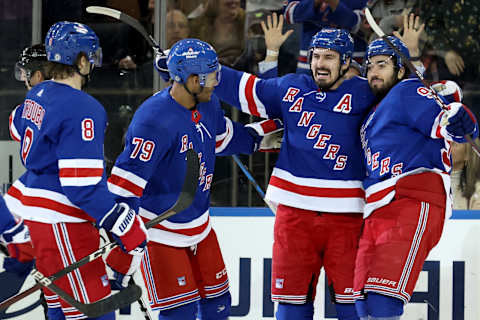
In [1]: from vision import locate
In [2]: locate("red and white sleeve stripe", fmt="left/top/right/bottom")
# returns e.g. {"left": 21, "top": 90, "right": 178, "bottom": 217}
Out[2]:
{"left": 215, "top": 117, "right": 234, "bottom": 154}
{"left": 239, "top": 73, "right": 268, "bottom": 118}
{"left": 9, "top": 106, "right": 21, "bottom": 142}
{"left": 58, "top": 159, "right": 104, "bottom": 187}
{"left": 430, "top": 110, "right": 446, "bottom": 139}
{"left": 108, "top": 166, "right": 147, "bottom": 198}
{"left": 284, "top": 1, "right": 299, "bottom": 24}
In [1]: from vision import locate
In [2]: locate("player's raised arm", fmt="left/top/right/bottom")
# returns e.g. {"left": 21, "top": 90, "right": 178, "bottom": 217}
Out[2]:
{"left": 214, "top": 65, "right": 283, "bottom": 119}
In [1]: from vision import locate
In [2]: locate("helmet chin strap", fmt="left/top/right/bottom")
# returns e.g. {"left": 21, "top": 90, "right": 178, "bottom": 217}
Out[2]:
{"left": 183, "top": 82, "right": 204, "bottom": 109}
{"left": 74, "top": 64, "right": 93, "bottom": 89}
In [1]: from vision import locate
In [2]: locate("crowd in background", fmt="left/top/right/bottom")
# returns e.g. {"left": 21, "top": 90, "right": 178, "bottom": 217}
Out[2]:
{"left": 0, "top": 0, "right": 479, "bottom": 208}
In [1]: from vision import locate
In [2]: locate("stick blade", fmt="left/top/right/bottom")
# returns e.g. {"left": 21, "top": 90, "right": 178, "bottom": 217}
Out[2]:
{"left": 364, "top": 8, "right": 385, "bottom": 38}
{"left": 76, "top": 283, "right": 142, "bottom": 318}
{"left": 86, "top": 6, "right": 121, "bottom": 19}
{"left": 171, "top": 149, "right": 200, "bottom": 213}
{"left": 144, "top": 149, "right": 199, "bottom": 229}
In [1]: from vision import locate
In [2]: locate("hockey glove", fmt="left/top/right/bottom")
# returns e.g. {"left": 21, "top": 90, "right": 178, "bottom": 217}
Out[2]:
{"left": 1, "top": 219, "right": 34, "bottom": 263}
{"left": 431, "top": 80, "right": 463, "bottom": 103}
{"left": 154, "top": 49, "right": 171, "bottom": 82}
{"left": 98, "top": 202, "right": 148, "bottom": 256}
{"left": 245, "top": 119, "right": 284, "bottom": 152}
{"left": 106, "top": 246, "right": 142, "bottom": 288}
{"left": 441, "top": 102, "right": 479, "bottom": 142}
{"left": 1, "top": 219, "right": 35, "bottom": 276}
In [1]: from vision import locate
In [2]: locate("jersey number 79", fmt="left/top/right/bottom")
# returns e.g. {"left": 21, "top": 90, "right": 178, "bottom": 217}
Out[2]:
{"left": 130, "top": 137, "right": 155, "bottom": 162}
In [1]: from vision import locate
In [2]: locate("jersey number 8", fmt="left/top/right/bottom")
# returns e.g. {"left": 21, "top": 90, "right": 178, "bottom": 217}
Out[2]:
{"left": 130, "top": 137, "right": 155, "bottom": 162}
{"left": 82, "top": 118, "right": 95, "bottom": 141}
{"left": 21, "top": 127, "right": 34, "bottom": 164}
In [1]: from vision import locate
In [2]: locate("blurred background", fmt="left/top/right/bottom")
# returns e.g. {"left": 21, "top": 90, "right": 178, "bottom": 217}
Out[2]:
{"left": 1, "top": 0, "right": 478, "bottom": 209}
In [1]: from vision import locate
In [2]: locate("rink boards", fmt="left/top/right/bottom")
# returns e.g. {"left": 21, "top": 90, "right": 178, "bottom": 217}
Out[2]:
{"left": 1, "top": 208, "right": 479, "bottom": 320}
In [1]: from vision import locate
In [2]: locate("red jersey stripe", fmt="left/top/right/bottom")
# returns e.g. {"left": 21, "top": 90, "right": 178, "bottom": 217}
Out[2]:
{"left": 270, "top": 176, "right": 365, "bottom": 198}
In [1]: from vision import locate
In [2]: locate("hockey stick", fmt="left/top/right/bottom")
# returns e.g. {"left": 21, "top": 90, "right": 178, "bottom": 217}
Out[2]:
{"left": 232, "top": 155, "right": 277, "bottom": 213}
{"left": 0, "top": 149, "right": 199, "bottom": 315}
{"left": 86, "top": 6, "right": 159, "bottom": 49}
{"left": 364, "top": 8, "right": 480, "bottom": 157}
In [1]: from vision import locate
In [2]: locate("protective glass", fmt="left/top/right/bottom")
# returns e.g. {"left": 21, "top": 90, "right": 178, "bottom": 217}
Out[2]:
{"left": 201, "top": 68, "right": 221, "bottom": 87}
{"left": 365, "top": 55, "right": 394, "bottom": 73}
{"left": 14, "top": 63, "right": 30, "bottom": 82}
{"left": 88, "top": 47, "right": 103, "bottom": 67}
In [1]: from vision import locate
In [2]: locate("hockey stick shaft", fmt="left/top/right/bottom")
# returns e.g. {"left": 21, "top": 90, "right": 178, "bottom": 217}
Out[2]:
{"left": 86, "top": 6, "right": 159, "bottom": 48}
{"left": 0, "top": 149, "right": 199, "bottom": 312}
{"left": 232, "top": 155, "right": 277, "bottom": 213}
{"left": 364, "top": 8, "right": 480, "bottom": 157}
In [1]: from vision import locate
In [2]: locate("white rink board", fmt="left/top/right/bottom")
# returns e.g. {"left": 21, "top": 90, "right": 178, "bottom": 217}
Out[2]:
{"left": 0, "top": 212, "right": 478, "bottom": 320}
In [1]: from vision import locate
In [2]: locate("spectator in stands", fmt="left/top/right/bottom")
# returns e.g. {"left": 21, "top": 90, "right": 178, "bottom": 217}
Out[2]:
{"left": 451, "top": 141, "right": 480, "bottom": 210}
{"left": 366, "top": 0, "right": 415, "bottom": 41}
{"left": 190, "top": 0, "right": 246, "bottom": 67}
{"left": 166, "top": 9, "right": 190, "bottom": 48}
{"left": 283, "top": 0, "right": 367, "bottom": 73}
{"left": 413, "top": 0, "right": 479, "bottom": 80}
{"left": 167, "top": 0, "right": 208, "bottom": 18}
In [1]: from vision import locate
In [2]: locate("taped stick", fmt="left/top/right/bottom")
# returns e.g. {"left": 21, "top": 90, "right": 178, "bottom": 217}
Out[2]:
{"left": 0, "top": 149, "right": 199, "bottom": 314}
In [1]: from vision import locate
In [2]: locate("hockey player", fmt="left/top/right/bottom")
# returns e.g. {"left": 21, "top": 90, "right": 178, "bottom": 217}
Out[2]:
{"left": 354, "top": 35, "right": 478, "bottom": 319}
{"left": 107, "top": 38, "right": 282, "bottom": 320}
{"left": 14, "top": 44, "right": 50, "bottom": 90}
{"left": 5, "top": 21, "right": 148, "bottom": 320}
{"left": 213, "top": 28, "right": 375, "bottom": 320}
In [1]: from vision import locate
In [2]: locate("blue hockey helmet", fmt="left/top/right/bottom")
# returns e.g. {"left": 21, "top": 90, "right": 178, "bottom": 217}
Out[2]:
{"left": 167, "top": 38, "right": 220, "bottom": 86}
{"left": 365, "top": 36, "right": 410, "bottom": 69}
{"left": 45, "top": 21, "right": 102, "bottom": 67}
{"left": 309, "top": 28, "right": 354, "bottom": 65}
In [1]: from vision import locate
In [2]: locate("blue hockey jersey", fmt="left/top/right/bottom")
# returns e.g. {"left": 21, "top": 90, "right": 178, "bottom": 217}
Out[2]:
{"left": 5, "top": 81, "right": 117, "bottom": 223}
{"left": 215, "top": 66, "right": 375, "bottom": 213}
{"left": 283, "top": 0, "right": 366, "bottom": 73}
{"left": 107, "top": 88, "right": 256, "bottom": 247}
{"left": 360, "top": 79, "right": 455, "bottom": 217}
{"left": 0, "top": 196, "right": 18, "bottom": 235}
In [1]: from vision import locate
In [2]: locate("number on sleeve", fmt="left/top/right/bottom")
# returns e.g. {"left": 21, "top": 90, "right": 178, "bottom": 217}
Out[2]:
{"left": 130, "top": 137, "right": 155, "bottom": 162}
{"left": 21, "top": 127, "right": 34, "bottom": 164}
{"left": 81, "top": 118, "right": 94, "bottom": 141}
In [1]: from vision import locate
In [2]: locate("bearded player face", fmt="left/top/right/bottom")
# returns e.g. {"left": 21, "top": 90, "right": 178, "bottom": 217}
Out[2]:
{"left": 310, "top": 48, "right": 346, "bottom": 90}
{"left": 366, "top": 55, "right": 404, "bottom": 98}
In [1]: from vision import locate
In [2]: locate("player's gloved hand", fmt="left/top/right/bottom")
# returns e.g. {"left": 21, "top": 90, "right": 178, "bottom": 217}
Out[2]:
{"left": 245, "top": 119, "right": 284, "bottom": 152}
{"left": 431, "top": 80, "right": 463, "bottom": 103}
{"left": 98, "top": 203, "right": 148, "bottom": 256}
{"left": 106, "top": 246, "right": 143, "bottom": 288}
{"left": 1, "top": 219, "right": 35, "bottom": 263}
{"left": 154, "top": 49, "right": 171, "bottom": 82}
{"left": 1, "top": 219, "right": 35, "bottom": 276}
{"left": 441, "top": 102, "right": 479, "bottom": 142}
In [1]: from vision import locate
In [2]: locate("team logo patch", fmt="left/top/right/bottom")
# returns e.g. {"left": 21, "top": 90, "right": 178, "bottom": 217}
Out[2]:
{"left": 275, "top": 278, "right": 284, "bottom": 289}
{"left": 101, "top": 274, "right": 109, "bottom": 287}
{"left": 177, "top": 276, "right": 186, "bottom": 286}
{"left": 316, "top": 91, "right": 327, "bottom": 102}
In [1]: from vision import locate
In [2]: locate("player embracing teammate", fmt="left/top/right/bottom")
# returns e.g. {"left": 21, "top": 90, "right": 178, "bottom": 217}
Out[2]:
{"left": 353, "top": 15, "right": 478, "bottom": 320}
{"left": 211, "top": 13, "right": 478, "bottom": 320}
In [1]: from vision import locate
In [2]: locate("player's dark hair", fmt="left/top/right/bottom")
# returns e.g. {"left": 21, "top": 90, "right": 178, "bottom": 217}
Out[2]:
{"left": 46, "top": 53, "right": 87, "bottom": 80}
{"left": 392, "top": 56, "right": 410, "bottom": 80}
